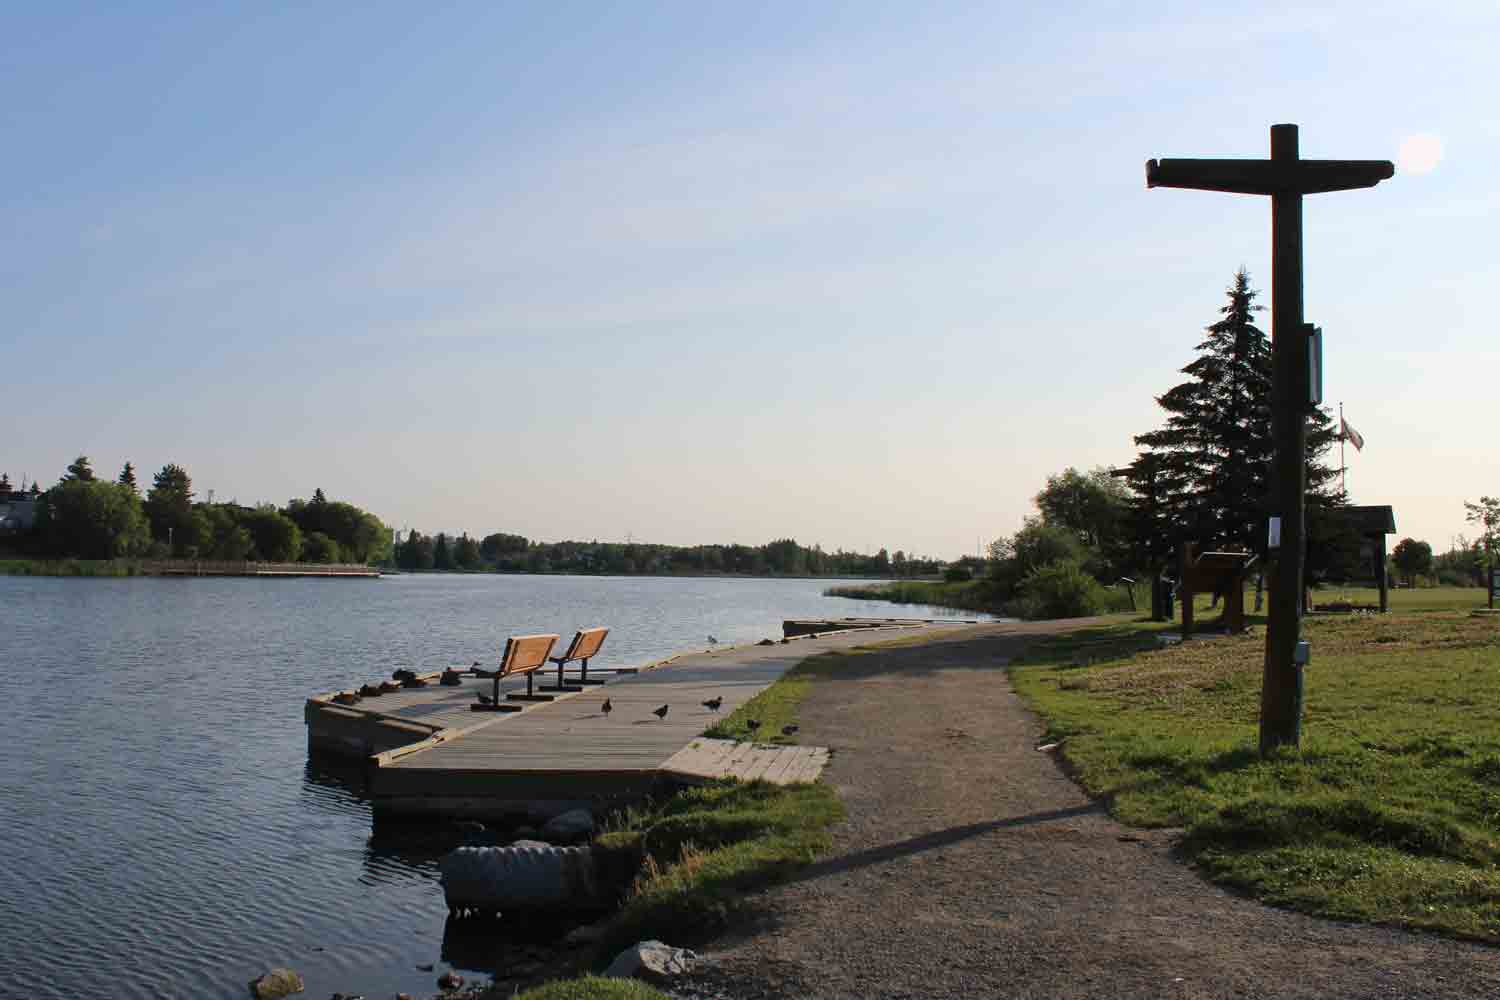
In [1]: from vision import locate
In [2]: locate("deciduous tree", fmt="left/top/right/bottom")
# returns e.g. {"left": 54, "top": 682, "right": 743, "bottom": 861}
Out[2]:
{"left": 1391, "top": 538, "right": 1434, "bottom": 587}
{"left": 34, "top": 479, "right": 149, "bottom": 558}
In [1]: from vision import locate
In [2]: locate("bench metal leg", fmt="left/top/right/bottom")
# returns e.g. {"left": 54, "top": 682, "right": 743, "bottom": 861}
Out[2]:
{"left": 507, "top": 672, "right": 555, "bottom": 703}
{"left": 539, "top": 659, "right": 585, "bottom": 693}
{"left": 471, "top": 673, "right": 524, "bottom": 712}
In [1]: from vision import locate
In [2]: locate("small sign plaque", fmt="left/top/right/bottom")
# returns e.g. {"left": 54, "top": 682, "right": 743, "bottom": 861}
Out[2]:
{"left": 1306, "top": 325, "right": 1323, "bottom": 407}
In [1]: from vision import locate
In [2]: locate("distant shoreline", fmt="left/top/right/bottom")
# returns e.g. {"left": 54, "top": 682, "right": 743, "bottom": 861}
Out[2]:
{"left": 0, "top": 557, "right": 912, "bottom": 583}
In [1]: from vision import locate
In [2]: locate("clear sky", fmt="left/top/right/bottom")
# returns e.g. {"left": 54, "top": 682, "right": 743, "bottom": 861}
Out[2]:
{"left": 3, "top": 2, "right": 1494, "bottom": 558}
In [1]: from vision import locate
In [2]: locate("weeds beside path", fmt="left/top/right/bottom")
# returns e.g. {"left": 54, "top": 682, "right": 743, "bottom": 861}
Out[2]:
{"left": 687, "top": 621, "right": 1500, "bottom": 1000}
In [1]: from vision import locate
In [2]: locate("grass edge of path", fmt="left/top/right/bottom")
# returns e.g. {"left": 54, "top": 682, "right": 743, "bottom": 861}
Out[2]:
{"left": 1006, "top": 611, "right": 1500, "bottom": 943}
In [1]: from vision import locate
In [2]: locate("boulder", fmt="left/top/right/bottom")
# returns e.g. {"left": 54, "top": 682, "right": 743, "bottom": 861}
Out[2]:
{"left": 604, "top": 940, "right": 698, "bottom": 985}
{"left": 540, "top": 808, "right": 594, "bottom": 843}
{"left": 247, "top": 968, "right": 303, "bottom": 999}
{"left": 509, "top": 839, "right": 552, "bottom": 850}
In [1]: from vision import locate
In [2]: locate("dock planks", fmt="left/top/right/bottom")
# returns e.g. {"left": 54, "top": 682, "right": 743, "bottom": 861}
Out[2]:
{"left": 309, "top": 622, "right": 963, "bottom": 817}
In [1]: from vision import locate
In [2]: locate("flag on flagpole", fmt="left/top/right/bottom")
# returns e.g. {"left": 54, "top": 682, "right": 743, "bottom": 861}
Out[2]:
{"left": 1340, "top": 417, "right": 1365, "bottom": 452}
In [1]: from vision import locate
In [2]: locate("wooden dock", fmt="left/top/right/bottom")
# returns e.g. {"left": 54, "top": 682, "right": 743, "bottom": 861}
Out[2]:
{"left": 305, "top": 618, "right": 973, "bottom": 821}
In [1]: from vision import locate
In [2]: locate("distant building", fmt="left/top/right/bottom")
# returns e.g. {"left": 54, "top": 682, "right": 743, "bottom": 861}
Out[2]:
{"left": 0, "top": 489, "right": 37, "bottom": 534}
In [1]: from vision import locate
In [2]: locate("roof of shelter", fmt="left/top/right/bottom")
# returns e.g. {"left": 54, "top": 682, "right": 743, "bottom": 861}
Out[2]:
{"left": 1342, "top": 505, "right": 1396, "bottom": 536}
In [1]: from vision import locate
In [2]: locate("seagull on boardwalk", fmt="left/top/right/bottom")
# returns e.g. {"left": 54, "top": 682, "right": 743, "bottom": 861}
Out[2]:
{"left": 602, "top": 698, "right": 612, "bottom": 717}
{"left": 707, "top": 635, "right": 718, "bottom": 645}
{"left": 702, "top": 696, "right": 723, "bottom": 712}
{"left": 652, "top": 704, "right": 670, "bottom": 720}
{"left": 475, "top": 691, "right": 493, "bottom": 706}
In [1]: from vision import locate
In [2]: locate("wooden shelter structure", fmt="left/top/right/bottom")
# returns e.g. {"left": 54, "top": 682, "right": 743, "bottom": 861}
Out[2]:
{"left": 1342, "top": 504, "right": 1397, "bottom": 612}
{"left": 1178, "top": 543, "right": 1259, "bottom": 636}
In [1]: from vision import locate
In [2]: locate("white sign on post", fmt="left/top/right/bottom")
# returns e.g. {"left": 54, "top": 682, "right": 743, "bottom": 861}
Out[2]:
{"left": 1308, "top": 326, "right": 1323, "bottom": 407}
{"left": 1268, "top": 516, "right": 1282, "bottom": 550}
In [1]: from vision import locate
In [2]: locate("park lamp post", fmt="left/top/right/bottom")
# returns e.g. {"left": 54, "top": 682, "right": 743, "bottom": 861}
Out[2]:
{"left": 1145, "top": 124, "right": 1393, "bottom": 753}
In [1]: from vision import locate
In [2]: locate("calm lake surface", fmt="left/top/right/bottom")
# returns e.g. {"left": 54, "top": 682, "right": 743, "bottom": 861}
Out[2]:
{"left": 0, "top": 574, "right": 981, "bottom": 1000}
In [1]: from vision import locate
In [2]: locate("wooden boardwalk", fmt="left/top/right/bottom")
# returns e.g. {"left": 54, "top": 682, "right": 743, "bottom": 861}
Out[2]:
{"left": 305, "top": 620, "right": 971, "bottom": 819}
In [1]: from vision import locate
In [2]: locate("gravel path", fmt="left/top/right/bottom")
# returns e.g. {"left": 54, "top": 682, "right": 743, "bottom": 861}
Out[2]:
{"left": 683, "top": 622, "right": 1500, "bottom": 1000}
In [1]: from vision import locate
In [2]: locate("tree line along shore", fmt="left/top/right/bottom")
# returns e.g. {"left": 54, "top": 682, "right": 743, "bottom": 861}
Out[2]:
{"left": 0, "top": 459, "right": 947, "bottom": 581}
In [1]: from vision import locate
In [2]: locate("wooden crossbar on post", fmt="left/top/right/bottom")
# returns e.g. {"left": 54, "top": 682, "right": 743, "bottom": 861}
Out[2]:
{"left": 1145, "top": 124, "right": 1394, "bottom": 752}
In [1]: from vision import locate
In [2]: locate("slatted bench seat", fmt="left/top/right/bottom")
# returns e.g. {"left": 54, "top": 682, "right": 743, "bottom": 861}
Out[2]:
{"left": 470, "top": 633, "right": 560, "bottom": 712}
{"left": 541, "top": 627, "right": 611, "bottom": 691}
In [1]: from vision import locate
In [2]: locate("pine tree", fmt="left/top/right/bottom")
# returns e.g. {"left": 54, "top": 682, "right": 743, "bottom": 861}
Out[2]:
{"left": 433, "top": 532, "right": 452, "bottom": 570}
{"left": 0, "top": 472, "right": 10, "bottom": 494}
{"left": 1129, "top": 269, "right": 1339, "bottom": 561}
{"left": 118, "top": 462, "right": 138, "bottom": 494}
{"left": 63, "top": 456, "right": 97, "bottom": 482}
{"left": 145, "top": 463, "right": 196, "bottom": 553}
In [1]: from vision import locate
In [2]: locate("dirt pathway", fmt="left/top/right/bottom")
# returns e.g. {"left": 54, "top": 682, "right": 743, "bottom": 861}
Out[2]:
{"left": 684, "top": 623, "right": 1500, "bottom": 999}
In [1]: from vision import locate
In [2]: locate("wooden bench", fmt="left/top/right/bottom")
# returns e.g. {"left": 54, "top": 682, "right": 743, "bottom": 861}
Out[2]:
{"left": 470, "top": 633, "right": 560, "bottom": 712}
{"left": 541, "top": 627, "right": 611, "bottom": 691}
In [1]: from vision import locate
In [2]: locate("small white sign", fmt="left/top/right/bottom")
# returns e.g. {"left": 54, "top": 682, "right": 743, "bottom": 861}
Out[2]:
{"left": 1307, "top": 326, "right": 1323, "bottom": 407}
{"left": 1268, "top": 516, "right": 1282, "bottom": 549}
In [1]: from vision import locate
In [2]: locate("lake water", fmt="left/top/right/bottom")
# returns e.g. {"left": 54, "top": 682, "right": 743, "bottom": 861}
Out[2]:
{"left": 0, "top": 574, "right": 979, "bottom": 1000}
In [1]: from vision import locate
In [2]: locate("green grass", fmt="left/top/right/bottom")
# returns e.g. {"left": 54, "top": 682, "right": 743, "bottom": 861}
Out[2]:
{"left": 499, "top": 976, "right": 671, "bottom": 1000}
{"left": 703, "top": 665, "right": 813, "bottom": 743}
{"left": 0, "top": 557, "right": 142, "bottom": 576}
{"left": 825, "top": 577, "right": 1140, "bottom": 618}
{"left": 824, "top": 579, "right": 1002, "bottom": 612}
{"left": 1010, "top": 609, "right": 1500, "bottom": 940}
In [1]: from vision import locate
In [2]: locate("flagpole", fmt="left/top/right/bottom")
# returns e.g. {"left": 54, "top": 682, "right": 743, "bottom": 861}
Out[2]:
{"left": 1339, "top": 401, "right": 1347, "bottom": 496}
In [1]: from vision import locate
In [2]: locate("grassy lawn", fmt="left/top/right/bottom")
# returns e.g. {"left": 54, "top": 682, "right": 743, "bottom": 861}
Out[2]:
{"left": 1010, "top": 604, "right": 1500, "bottom": 940}
{"left": 509, "top": 977, "right": 670, "bottom": 1000}
{"left": 573, "top": 649, "right": 853, "bottom": 967}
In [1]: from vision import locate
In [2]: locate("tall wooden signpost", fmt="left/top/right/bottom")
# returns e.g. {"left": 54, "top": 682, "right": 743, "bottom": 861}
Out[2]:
{"left": 1146, "top": 124, "right": 1394, "bottom": 752}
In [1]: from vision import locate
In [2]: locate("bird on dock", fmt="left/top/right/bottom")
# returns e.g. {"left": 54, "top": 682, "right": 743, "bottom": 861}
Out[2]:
{"left": 602, "top": 698, "right": 612, "bottom": 716}
{"left": 475, "top": 691, "right": 494, "bottom": 706}
{"left": 653, "top": 704, "right": 670, "bottom": 720}
{"left": 393, "top": 668, "right": 417, "bottom": 683}
{"left": 707, "top": 635, "right": 718, "bottom": 645}
{"left": 702, "top": 696, "right": 723, "bottom": 712}
{"left": 746, "top": 719, "right": 760, "bottom": 732}
{"left": 782, "top": 725, "right": 799, "bottom": 736}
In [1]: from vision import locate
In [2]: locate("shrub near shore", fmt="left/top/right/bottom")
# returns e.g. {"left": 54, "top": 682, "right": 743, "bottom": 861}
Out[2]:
{"left": 1009, "top": 610, "right": 1500, "bottom": 941}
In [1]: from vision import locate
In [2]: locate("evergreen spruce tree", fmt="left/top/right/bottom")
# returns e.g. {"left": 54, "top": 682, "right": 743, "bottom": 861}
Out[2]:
{"left": 145, "top": 463, "right": 196, "bottom": 553}
{"left": 0, "top": 472, "right": 10, "bottom": 494}
{"left": 433, "top": 532, "right": 452, "bottom": 570}
{"left": 118, "top": 462, "right": 138, "bottom": 494}
{"left": 1129, "top": 269, "right": 1339, "bottom": 563}
{"left": 63, "top": 456, "right": 97, "bottom": 482}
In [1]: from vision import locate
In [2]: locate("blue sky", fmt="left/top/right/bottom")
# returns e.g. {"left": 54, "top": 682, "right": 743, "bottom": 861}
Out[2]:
{"left": 3, "top": 2, "right": 1495, "bottom": 557}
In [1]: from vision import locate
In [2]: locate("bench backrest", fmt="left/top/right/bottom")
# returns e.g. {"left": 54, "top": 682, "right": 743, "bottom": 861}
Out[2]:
{"left": 499, "top": 633, "right": 560, "bottom": 677}
{"left": 557, "top": 627, "right": 609, "bottom": 663}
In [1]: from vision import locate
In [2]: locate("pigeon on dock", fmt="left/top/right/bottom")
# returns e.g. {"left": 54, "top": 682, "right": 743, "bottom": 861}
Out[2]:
{"left": 707, "top": 635, "right": 718, "bottom": 645}
{"left": 652, "top": 704, "right": 670, "bottom": 720}
{"left": 602, "top": 698, "right": 612, "bottom": 716}
{"left": 746, "top": 719, "right": 760, "bottom": 732}
{"left": 782, "top": 725, "right": 799, "bottom": 736}
{"left": 702, "top": 697, "right": 723, "bottom": 712}
{"left": 475, "top": 691, "right": 494, "bottom": 706}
